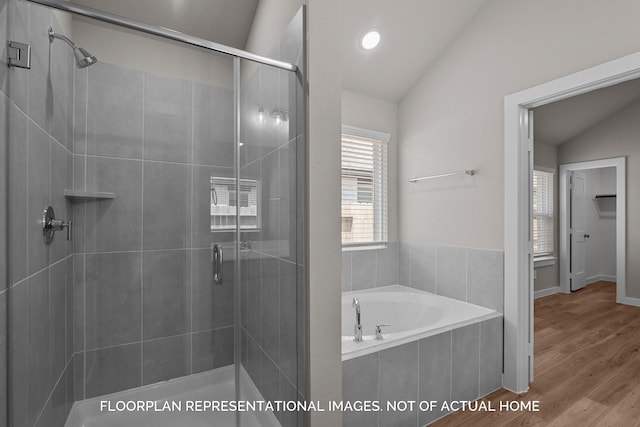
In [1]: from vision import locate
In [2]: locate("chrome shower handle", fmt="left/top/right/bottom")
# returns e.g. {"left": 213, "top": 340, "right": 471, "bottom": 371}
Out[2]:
{"left": 42, "top": 206, "right": 72, "bottom": 244}
{"left": 212, "top": 243, "right": 223, "bottom": 285}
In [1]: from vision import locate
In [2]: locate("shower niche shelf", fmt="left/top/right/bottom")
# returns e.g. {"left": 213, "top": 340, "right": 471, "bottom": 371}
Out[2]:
{"left": 64, "top": 189, "right": 116, "bottom": 200}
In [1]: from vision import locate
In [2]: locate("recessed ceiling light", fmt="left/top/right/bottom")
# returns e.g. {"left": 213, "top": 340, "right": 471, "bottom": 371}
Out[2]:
{"left": 360, "top": 29, "right": 381, "bottom": 50}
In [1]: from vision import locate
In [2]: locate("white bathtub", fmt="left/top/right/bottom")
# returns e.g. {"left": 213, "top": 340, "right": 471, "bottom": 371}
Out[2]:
{"left": 342, "top": 285, "right": 501, "bottom": 361}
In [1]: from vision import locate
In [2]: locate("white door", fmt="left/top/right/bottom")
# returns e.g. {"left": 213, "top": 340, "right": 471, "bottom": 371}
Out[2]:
{"left": 570, "top": 171, "right": 588, "bottom": 291}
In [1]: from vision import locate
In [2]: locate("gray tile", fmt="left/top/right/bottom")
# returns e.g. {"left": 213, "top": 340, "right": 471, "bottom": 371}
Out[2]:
{"left": 28, "top": 269, "right": 51, "bottom": 426}
{"left": 66, "top": 257, "right": 74, "bottom": 361}
{"left": 193, "top": 83, "right": 234, "bottom": 167}
{"left": 9, "top": 104, "right": 28, "bottom": 284}
{"left": 279, "top": 374, "right": 298, "bottom": 427}
{"left": 410, "top": 242, "right": 436, "bottom": 293}
{"left": 398, "top": 242, "right": 411, "bottom": 287}
{"left": 0, "top": 97, "right": 5, "bottom": 293}
{"left": 11, "top": 282, "right": 29, "bottom": 427}
{"left": 480, "top": 317, "right": 503, "bottom": 396}
{"left": 191, "top": 247, "right": 234, "bottom": 332}
{"left": 144, "top": 72, "right": 192, "bottom": 163}
{"left": 352, "top": 249, "right": 376, "bottom": 291}
{"left": 143, "top": 161, "right": 191, "bottom": 249}
{"left": 260, "top": 64, "right": 280, "bottom": 152}
{"left": 342, "top": 353, "right": 379, "bottom": 427}
{"left": 142, "top": 334, "right": 191, "bottom": 385}
{"left": 73, "top": 255, "right": 85, "bottom": 353}
{"left": 50, "top": 141, "right": 71, "bottom": 263}
{"left": 279, "top": 141, "right": 297, "bottom": 261}
{"left": 380, "top": 342, "right": 419, "bottom": 427}
{"left": 295, "top": 135, "right": 305, "bottom": 264}
{"left": 143, "top": 250, "right": 190, "bottom": 340}
{"left": 436, "top": 246, "right": 466, "bottom": 301}
{"left": 341, "top": 251, "right": 352, "bottom": 292}
{"left": 240, "top": 71, "right": 261, "bottom": 166}
{"left": 33, "top": 398, "right": 51, "bottom": 427}
{"left": 296, "top": 264, "right": 306, "bottom": 395}
{"left": 28, "top": 4, "right": 52, "bottom": 132}
{"left": 85, "top": 343, "right": 141, "bottom": 398}
{"left": 452, "top": 324, "right": 480, "bottom": 401}
{"left": 0, "top": 291, "right": 6, "bottom": 424}
{"left": 85, "top": 252, "right": 142, "bottom": 349}
{"left": 467, "top": 249, "right": 504, "bottom": 312}
{"left": 261, "top": 350, "right": 280, "bottom": 404}
{"left": 243, "top": 254, "right": 262, "bottom": 341}
{"left": 85, "top": 156, "right": 142, "bottom": 252}
{"left": 261, "top": 257, "right": 280, "bottom": 363}
{"left": 246, "top": 333, "right": 262, "bottom": 390}
{"left": 7, "top": 0, "right": 29, "bottom": 111}
{"left": 192, "top": 165, "right": 234, "bottom": 249}
{"left": 73, "top": 68, "right": 88, "bottom": 154}
{"left": 50, "top": 261, "right": 67, "bottom": 390}
{"left": 72, "top": 154, "right": 85, "bottom": 191}
{"left": 260, "top": 148, "right": 280, "bottom": 257}
{"left": 51, "top": 364, "right": 68, "bottom": 427}
{"left": 87, "top": 62, "right": 143, "bottom": 158}
{"left": 0, "top": 0, "right": 8, "bottom": 95}
{"left": 71, "top": 199, "right": 85, "bottom": 253}
{"left": 279, "top": 261, "right": 297, "bottom": 385}
{"left": 27, "top": 120, "right": 50, "bottom": 275}
{"left": 65, "top": 358, "right": 75, "bottom": 417}
{"left": 376, "top": 242, "right": 398, "bottom": 287}
{"left": 419, "top": 331, "right": 452, "bottom": 426}
{"left": 191, "top": 327, "right": 234, "bottom": 374}
{"left": 50, "top": 20, "right": 73, "bottom": 150}
{"left": 73, "top": 353, "right": 85, "bottom": 401}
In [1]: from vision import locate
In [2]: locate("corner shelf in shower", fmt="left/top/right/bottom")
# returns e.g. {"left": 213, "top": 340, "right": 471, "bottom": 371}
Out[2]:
{"left": 64, "top": 189, "right": 116, "bottom": 200}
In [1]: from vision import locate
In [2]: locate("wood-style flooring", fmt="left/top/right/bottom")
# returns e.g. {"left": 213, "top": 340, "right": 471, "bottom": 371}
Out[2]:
{"left": 430, "top": 281, "right": 640, "bottom": 427}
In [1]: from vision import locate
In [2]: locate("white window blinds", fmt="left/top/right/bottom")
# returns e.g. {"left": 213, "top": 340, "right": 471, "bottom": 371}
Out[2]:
{"left": 533, "top": 169, "right": 554, "bottom": 256}
{"left": 341, "top": 127, "right": 389, "bottom": 247}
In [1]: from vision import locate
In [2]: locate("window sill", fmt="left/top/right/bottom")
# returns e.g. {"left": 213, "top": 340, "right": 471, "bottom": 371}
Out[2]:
{"left": 342, "top": 243, "right": 388, "bottom": 252}
{"left": 534, "top": 256, "right": 557, "bottom": 268}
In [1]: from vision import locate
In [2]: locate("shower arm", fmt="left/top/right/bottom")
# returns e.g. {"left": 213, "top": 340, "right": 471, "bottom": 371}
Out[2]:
{"left": 48, "top": 27, "right": 76, "bottom": 48}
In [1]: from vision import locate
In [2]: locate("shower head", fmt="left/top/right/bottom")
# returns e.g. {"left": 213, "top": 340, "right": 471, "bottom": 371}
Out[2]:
{"left": 48, "top": 27, "right": 97, "bottom": 69}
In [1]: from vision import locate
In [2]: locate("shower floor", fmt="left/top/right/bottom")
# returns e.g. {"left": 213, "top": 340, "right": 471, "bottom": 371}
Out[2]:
{"left": 65, "top": 365, "right": 280, "bottom": 427}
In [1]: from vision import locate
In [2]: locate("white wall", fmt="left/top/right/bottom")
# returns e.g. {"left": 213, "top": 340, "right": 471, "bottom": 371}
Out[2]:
{"left": 342, "top": 90, "right": 398, "bottom": 241}
{"left": 533, "top": 141, "right": 558, "bottom": 293}
{"left": 72, "top": 18, "right": 233, "bottom": 87}
{"left": 248, "top": 2, "right": 343, "bottom": 426}
{"left": 398, "top": 0, "right": 640, "bottom": 250}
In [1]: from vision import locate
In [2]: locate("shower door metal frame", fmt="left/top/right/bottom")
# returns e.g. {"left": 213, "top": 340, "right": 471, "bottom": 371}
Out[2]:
{"left": 23, "top": 0, "right": 297, "bottom": 72}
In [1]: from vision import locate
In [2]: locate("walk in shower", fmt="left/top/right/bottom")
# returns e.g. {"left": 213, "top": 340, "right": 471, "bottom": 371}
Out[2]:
{"left": 0, "top": 0, "right": 306, "bottom": 426}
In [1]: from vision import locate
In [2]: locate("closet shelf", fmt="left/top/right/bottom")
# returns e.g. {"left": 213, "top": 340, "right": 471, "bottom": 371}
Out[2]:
{"left": 64, "top": 189, "right": 116, "bottom": 200}
{"left": 593, "top": 194, "right": 616, "bottom": 218}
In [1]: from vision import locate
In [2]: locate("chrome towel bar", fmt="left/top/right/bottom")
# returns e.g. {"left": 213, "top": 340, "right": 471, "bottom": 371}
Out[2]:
{"left": 408, "top": 169, "right": 476, "bottom": 183}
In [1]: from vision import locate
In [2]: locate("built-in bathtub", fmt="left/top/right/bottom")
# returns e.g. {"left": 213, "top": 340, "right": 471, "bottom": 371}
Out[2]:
{"left": 341, "top": 285, "right": 504, "bottom": 427}
{"left": 342, "top": 285, "right": 500, "bottom": 361}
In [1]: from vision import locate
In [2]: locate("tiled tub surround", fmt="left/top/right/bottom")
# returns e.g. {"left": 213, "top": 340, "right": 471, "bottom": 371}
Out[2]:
{"left": 5, "top": 3, "right": 76, "bottom": 427}
{"left": 342, "top": 242, "right": 504, "bottom": 313}
{"left": 71, "top": 59, "right": 237, "bottom": 400}
{"left": 342, "top": 316, "right": 503, "bottom": 427}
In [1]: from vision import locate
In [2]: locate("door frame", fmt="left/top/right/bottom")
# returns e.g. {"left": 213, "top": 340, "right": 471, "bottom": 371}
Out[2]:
{"left": 559, "top": 159, "right": 626, "bottom": 297}
{"left": 504, "top": 51, "right": 640, "bottom": 393}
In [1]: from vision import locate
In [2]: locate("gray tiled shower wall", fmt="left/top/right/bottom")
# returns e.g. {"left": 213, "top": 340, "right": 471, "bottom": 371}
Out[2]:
{"left": 4, "top": 2, "right": 76, "bottom": 427}
{"left": 239, "top": 9, "right": 306, "bottom": 427}
{"left": 71, "top": 61, "right": 237, "bottom": 399}
{"left": 343, "top": 242, "right": 504, "bottom": 313}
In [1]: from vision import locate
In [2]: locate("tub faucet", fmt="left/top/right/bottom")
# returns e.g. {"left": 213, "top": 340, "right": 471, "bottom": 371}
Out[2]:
{"left": 352, "top": 297, "right": 362, "bottom": 342}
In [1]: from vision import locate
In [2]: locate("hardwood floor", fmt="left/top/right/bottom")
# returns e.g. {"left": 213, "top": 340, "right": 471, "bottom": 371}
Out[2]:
{"left": 430, "top": 282, "right": 640, "bottom": 427}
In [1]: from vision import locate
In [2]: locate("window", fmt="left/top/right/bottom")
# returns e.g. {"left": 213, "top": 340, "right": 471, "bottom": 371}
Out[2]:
{"left": 341, "top": 126, "right": 389, "bottom": 247}
{"left": 210, "top": 177, "right": 259, "bottom": 231}
{"left": 532, "top": 169, "right": 554, "bottom": 256}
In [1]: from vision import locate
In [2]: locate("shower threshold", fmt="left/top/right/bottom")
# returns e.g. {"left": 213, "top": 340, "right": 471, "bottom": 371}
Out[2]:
{"left": 65, "top": 365, "right": 281, "bottom": 427}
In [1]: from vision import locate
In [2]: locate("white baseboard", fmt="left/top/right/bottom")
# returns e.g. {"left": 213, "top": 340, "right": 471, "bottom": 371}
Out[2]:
{"left": 585, "top": 275, "right": 617, "bottom": 286}
{"left": 618, "top": 296, "right": 640, "bottom": 307}
{"left": 534, "top": 287, "right": 561, "bottom": 299}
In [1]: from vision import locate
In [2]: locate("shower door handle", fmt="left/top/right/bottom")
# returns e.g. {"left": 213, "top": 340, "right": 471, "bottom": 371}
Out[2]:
{"left": 212, "top": 243, "right": 223, "bottom": 285}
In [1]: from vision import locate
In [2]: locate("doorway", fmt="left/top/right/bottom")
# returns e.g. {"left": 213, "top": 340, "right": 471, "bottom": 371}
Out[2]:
{"left": 504, "top": 51, "right": 640, "bottom": 393}
{"left": 558, "top": 159, "right": 625, "bottom": 300}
